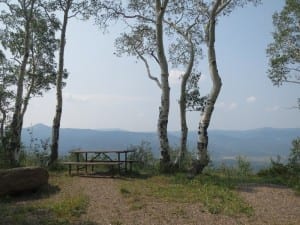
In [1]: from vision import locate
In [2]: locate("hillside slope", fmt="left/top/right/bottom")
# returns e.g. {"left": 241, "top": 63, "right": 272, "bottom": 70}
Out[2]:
{"left": 22, "top": 124, "right": 299, "bottom": 167}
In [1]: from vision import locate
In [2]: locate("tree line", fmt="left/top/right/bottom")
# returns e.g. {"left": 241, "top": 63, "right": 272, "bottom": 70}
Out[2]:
{"left": 0, "top": 0, "right": 298, "bottom": 174}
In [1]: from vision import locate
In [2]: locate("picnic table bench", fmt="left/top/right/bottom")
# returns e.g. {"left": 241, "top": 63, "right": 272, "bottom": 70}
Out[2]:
{"left": 62, "top": 149, "right": 138, "bottom": 176}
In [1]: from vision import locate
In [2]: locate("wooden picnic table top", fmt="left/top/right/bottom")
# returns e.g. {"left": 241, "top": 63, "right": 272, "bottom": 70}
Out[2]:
{"left": 61, "top": 161, "right": 122, "bottom": 165}
{"left": 69, "top": 149, "right": 136, "bottom": 154}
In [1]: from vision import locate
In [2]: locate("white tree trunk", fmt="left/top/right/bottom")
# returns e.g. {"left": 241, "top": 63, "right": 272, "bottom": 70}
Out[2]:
{"left": 8, "top": 0, "right": 35, "bottom": 166}
{"left": 177, "top": 35, "right": 195, "bottom": 168}
{"left": 156, "top": 0, "right": 171, "bottom": 170}
{"left": 193, "top": 0, "right": 222, "bottom": 175}
{"left": 50, "top": 0, "right": 71, "bottom": 165}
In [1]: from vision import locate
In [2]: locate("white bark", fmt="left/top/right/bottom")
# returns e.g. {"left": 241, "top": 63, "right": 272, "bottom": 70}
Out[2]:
{"left": 193, "top": 0, "right": 223, "bottom": 174}
{"left": 50, "top": 0, "right": 71, "bottom": 165}
{"left": 8, "top": 0, "right": 36, "bottom": 165}
{"left": 178, "top": 34, "right": 195, "bottom": 167}
{"left": 156, "top": 0, "right": 171, "bottom": 169}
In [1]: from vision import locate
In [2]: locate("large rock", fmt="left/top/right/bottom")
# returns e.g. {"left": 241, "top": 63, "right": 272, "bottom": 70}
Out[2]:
{"left": 0, "top": 167, "right": 49, "bottom": 196}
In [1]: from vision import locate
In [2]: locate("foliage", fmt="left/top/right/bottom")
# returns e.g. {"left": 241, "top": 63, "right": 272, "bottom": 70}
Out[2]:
{"left": 170, "top": 146, "right": 198, "bottom": 172}
{"left": 186, "top": 72, "right": 208, "bottom": 112}
{"left": 0, "top": 143, "right": 9, "bottom": 169}
{"left": 236, "top": 155, "right": 253, "bottom": 177}
{"left": 257, "top": 138, "right": 300, "bottom": 192}
{"left": 0, "top": 131, "right": 14, "bottom": 168}
{"left": 18, "top": 128, "right": 50, "bottom": 168}
{"left": 0, "top": 0, "right": 60, "bottom": 165}
{"left": 213, "top": 156, "right": 253, "bottom": 185}
{"left": 286, "top": 137, "right": 300, "bottom": 191}
{"left": 0, "top": 1, "right": 59, "bottom": 96}
{"left": 127, "top": 142, "right": 199, "bottom": 174}
{"left": 20, "top": 140, "right": 50, "bottom": 168}
{"left": 0, "top": 54, "right": 15, "bottom": 141}
{"left": 127, "top": 141, "right": 157, "bottom": 172}
{"left": 288, "top": 137, "right": 300, "bottom": 172}
{"left": 266, "top": 0, "right": 300, "bottom": 87}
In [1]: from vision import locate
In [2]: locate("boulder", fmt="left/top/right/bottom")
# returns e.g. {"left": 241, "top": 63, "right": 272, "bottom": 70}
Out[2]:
{"left": 0, "top": 167, "right": 49, "bottom": 196}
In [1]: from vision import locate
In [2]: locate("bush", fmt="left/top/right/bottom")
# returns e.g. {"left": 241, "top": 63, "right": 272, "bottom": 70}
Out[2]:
{"left": 288, "top": 137, "right": 300, "bottom": 174}
{"left": 20, "top": 138, "right": 50, "bottom": 168}
{"left": 0, "top": 140, "right": 11, "bottom": 169}
{"left": 0, "top": 144, "right": 8, "bottom": 169}
{"left": 127, "top": 141, "right": 158, "bottom": 172}
{"left": 236, "top": 156, "right": 252, "bottom": 177}
{"left": 257, "top": 156, "right": 288, "bottom": 176}
{"left": 206, "top": 156, "right": 254, "bottom": 186}
{"left": 257, "top": 139, "right": 300, "bottom": 192}
{"left": 0, "top": 132, "right": 14, "bottom": 168}
{"left": 170, "top": 146, "right": 197, "bottom": 172}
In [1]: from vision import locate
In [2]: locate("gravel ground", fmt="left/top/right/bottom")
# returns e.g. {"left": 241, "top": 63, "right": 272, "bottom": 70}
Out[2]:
{"left": 238, "top": 184, "right": 300, "bottom": 225}
{"left": 76, "top": 178, "right": 300, "bottom": 225}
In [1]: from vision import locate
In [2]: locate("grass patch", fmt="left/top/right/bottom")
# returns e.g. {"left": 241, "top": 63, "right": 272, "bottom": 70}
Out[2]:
{"left": 110, "top": 220, "right": 123, "bottom": 225}
{"left": 120, "top": 187, "right": 131, "bottom": 195}
{"left": 119, "top": 173, "right": 253, "bottom": 216}
{"left": 46, "top": 192, "right": 88, "bottom": 217}
{"left": 120, "top": 187, "right": 146, "bottom": 210}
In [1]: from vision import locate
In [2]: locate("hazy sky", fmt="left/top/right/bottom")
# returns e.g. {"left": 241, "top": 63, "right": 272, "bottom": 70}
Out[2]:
{"left": 23, "top": 1, "right": 299, "bottom": 132}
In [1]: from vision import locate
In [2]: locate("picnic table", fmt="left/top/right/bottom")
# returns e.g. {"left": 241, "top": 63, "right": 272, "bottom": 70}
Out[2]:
{"left": 62, "top": 149, "right": 137, "bottom": 176}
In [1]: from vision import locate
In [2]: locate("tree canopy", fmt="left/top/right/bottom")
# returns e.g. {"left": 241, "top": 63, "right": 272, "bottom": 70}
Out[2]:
{"left": 267, "top": 0, "right": 300, "bottom": 86}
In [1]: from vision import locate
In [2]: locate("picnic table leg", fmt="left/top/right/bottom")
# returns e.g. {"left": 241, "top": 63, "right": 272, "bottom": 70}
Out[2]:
{"left": 76, "top": 153, "right": 80, "bottom": 174}
{"left": 85, "top": 152, "right": 88, "bottom": 174}
{"left": 118, "top": 152, "right": 121, "bottom": 174}
{"left": 129, "top": 161, "right": 133, "bottom": 174}
{"left": 69, "top": 164, "right": 71, "bottom": 175}
{"left": 125, "top": 152, "right": 128, "bottom": 173}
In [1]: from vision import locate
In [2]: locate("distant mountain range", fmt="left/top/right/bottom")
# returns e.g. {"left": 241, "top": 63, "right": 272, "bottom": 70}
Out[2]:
{"left": 21, "top": 124, "right": 300, "bottom": 169}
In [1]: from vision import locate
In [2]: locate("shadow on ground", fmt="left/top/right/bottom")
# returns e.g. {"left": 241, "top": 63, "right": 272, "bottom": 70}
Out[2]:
{"left": 0, "top": 183, "right": 61, "bottom": 203}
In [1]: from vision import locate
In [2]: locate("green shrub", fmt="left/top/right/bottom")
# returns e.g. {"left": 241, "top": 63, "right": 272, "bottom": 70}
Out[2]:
{"left": 288, "top": 137, "right": 300, "bottom": 174}
{"left": 20, "top": 138, "right": 50, "bottom": 168}
{"left": 257, "top": 139, "right": 300, "bottom": 193}
{"left": 0, "top": 144, "right": 8, "bottom": 169}
{"left": 0, "top": 134, "right": 13, "bottom": 168}
{"left": 127, "top": 141, "right": 157, "bottom": 172}
{"left": 215, "top": 156, "right": 252, "bottom": 182}
{"left": 236, "top": 155, "right": 252, "bottom": 177}
{"left": 170, "top": 146, "right": 198, "bottom": 172}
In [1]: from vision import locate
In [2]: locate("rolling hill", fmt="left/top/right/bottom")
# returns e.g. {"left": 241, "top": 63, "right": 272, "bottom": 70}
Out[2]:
{"left": 21, "top": 124, "right": 300, "bottom": 169}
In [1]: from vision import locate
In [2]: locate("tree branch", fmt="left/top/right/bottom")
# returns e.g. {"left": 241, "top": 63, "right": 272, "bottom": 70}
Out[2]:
{"left": 288, "top": 67, "right": 300, "bottom": 73}
{"left": 216, "top": 0, "right": 232, "bottom": 16}
{"left": 150, "top": 51, "right": 160, "bottom": 64}
{"left": 175, "top": 11, "right": 184, "bottom": 25}
{"left": 162, "top": 0, "right": 169, "bottom": 9}
{"left": 284, "top": 80, "right": 300, "bottom": 84}
{"left": 136, "top": 51, "right": 161, "bottom": 89}
{"left": 163, "top": 19, "right": 184, "bottom": 36}
{"left": 101, "top": 2, "right": 155, "bottom": 23}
